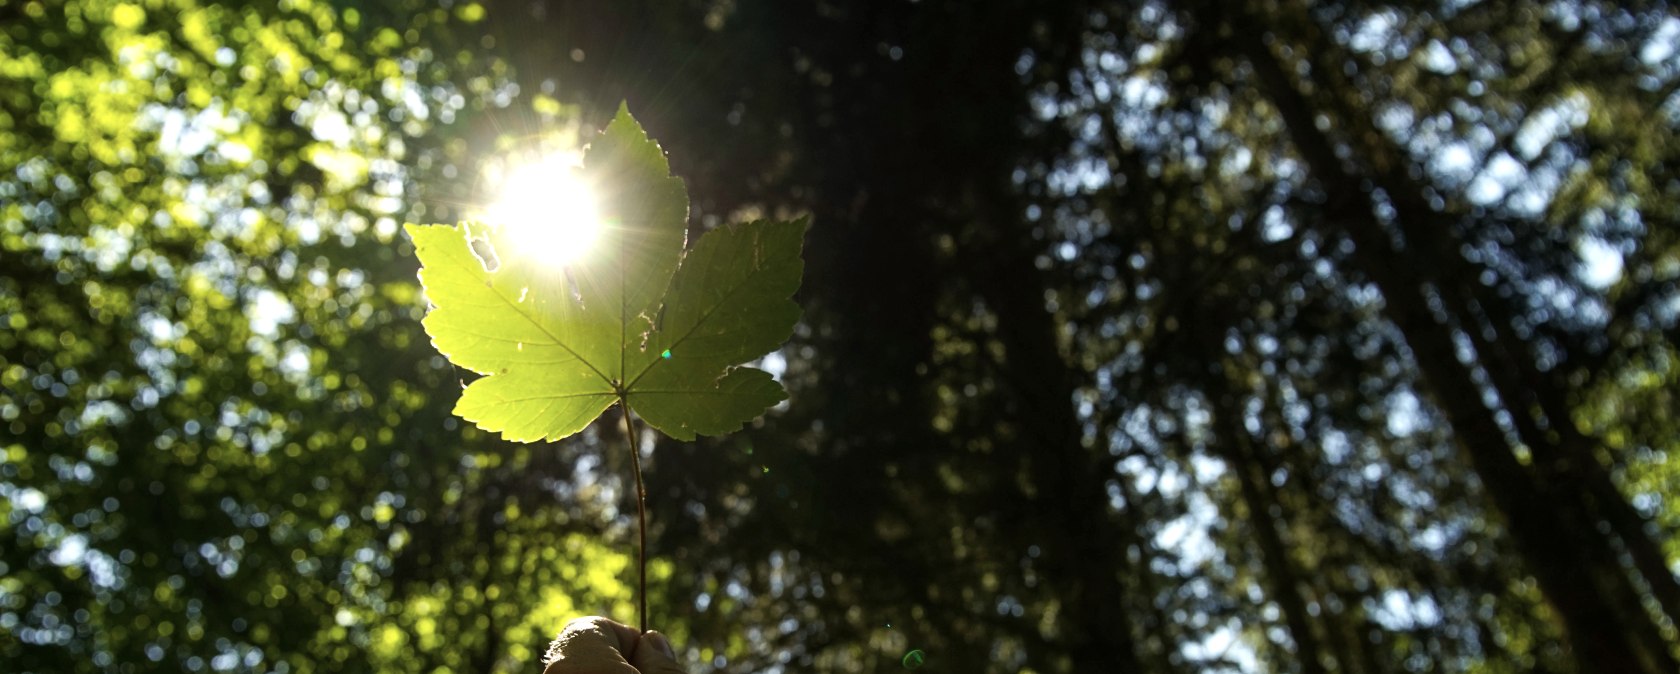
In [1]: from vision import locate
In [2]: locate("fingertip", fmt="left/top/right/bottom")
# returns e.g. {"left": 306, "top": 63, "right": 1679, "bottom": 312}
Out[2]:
{"left": 628, "top": 631, "right": 687, "bottom": 674}
{"left": 644, "top": 631, "right": 677, "bottom": 660}
{"left": 576, "top": 617, "right": 642, "bottom": 648}
{"left": 544, "top": 616, "right": 642, "bottom": 673}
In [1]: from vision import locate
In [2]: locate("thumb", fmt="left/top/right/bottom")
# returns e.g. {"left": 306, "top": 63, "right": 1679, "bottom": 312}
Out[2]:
{"left": 629, "top": 631, "right": 688, "bottom": 674}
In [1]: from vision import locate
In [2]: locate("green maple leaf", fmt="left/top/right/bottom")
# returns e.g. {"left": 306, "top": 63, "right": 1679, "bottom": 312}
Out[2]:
{"left": 406, "top": 105, "right": 806, "bottom": 442}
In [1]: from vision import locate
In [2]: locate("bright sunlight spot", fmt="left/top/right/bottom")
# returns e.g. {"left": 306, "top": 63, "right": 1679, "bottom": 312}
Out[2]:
{"left": 482, "top": 154, "right": 603, "bottom": 267}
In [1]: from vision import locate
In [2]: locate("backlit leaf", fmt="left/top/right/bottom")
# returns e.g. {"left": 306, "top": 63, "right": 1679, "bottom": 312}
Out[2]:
{"left": 408, "top": 105, "right": 805, "bottom": 442}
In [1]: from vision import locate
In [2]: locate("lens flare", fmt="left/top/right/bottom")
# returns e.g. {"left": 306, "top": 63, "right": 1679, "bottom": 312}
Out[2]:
{"left": 483, "top": 156, "right": 602, "bottom": 267}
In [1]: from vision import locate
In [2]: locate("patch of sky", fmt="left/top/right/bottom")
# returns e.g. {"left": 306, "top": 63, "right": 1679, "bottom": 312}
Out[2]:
{"left": 383, "top": 76, "right": 430, "bottom": 121}
{"left": 1120, "top": 74, "right": 1166, "bottom": 109}
{"left": 155, "top": 104, "right": 238, "bottom": 159}
{"left": 1577, "top": 236, "right": 1624, "bottom": 289}
{"left": 1376, "top": 102, "right": 1416, "bottom": 136}
{"left": 1221, "top": 146, "right": 1253, "bottom": 177}
{"left": 116, "top": 41, "right": 162, "bottom": 79}
{"left": 279, "top": 342, "right": 312, "bottom": 379}
{"left": 1186, "top": 398, "right": 1217, "bottom": 442}
{"left": 80, "top": 400, "right": 129, "bottom": 430}
{"left": 1078, "top": 112, "right": 1103, "bottom": 142}
{"left": 1370, "top": 590, "right": 1442, "bottom": 630}
{"left": 13, "top": 156, "right": 55, "bottom": 188}
{"left": 138, "top": 311, "right": 178, "bottom": 343}
{"left": 1321, "top": 429, "right": 1352, "bottom": 464}
{"left": 1057, "top": 241, "right": 1079, "bottom": 262}
{"left": 1045, "top": 157, "right": 1109, "bottom": 197}
{"left": 303, "top": 104, "right": 353, "bottom": 146}
{"left": 1261, "top": 205, "right": 1293, "bottom": 243}
{"left": 1154, "top": 491, "right": 1223, "bottom": 572}
{"left": 1362, "top": 460, "right": 1388, "bottom": 484}
{"left": 1411, "top": 522, "right": 1458, "bottom": 552}
{"left": 1191, "top": 454, "right": 1226, "bottom": 483}
{"left": 1117, "top": 453, "right": 1157, "bottom": 491}
{"left": 1641, "top": 16, "right": 1680, "bottom": 65}
{"left": 1422, "top": 40, "right": 1458, "bottom": 74}
{"left": 6, "top": 484, "right": 47, "bottom": 514}
{"left": 1180, "top": 623, "right": 1260, "bottom": 673}
{"left": 84, "top": 225, "right": 134, "bottom": 272}
{"left": 1515, "top": 93, "right": 1589, "bottom": 160}
{"left": 294, "top": 217, "right": 321, "bottom": 244}
{"left": 48, "top": 533, "right": 87, "bottom": 570}
{"left": 217, "top": 139, "right": 254, "bottom": 164}
{"left": 756, "top": 349, "right": 788, "bottom": 379}
{"left": 192, "top": 242, "right": 244, "bottom": 302}
{"left": 1531, "top": 275, "right": 1588, "bottom": 316}
{"left": 245, "top": 290, "right": 294, "bottom": 339}
{"left": 1431, "top": 143, "right": 1475, "bottom": 183}
{"left": 1348, "top": 10, "right": 1401, "bottom": 54}
{"left": 169, "top": 180, "right": 211, "bottom": 228}
{"left": 209, "top": 205, "right": 262, "bottom": 242}
{"left": 1466, "top": 152, "right": 1525, "bottom": 205}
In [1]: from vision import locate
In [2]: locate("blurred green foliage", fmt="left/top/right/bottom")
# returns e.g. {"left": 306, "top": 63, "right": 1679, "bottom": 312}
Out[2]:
{"left": 0, "top": 1, "right": 661, "bottom": 672}
{"left": 6, "top": 0, "right": 1680, "bottom": 673}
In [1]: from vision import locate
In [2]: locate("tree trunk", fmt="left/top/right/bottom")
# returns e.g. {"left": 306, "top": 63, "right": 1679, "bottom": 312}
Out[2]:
{"left": 1232, "top": 16, "right": 1674, "bottom": 674}
{"left": 972, "top": 204, "right": 1151, "bottom": 673}
{"left": 1208, "top": 383, "right": 1331, "bottom": 674}
{"left": 1274, "top": 7, "right": 1680, "bottom": 637}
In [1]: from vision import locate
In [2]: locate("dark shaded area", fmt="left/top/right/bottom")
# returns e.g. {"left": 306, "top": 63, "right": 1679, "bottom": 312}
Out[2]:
{"left": 4, "top": 0, "right": 1680, "bottom": 673}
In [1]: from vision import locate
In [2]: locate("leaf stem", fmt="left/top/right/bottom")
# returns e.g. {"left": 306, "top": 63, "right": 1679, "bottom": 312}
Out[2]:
{"left": 620, "top": 399, "right": 650, "bottom": 634}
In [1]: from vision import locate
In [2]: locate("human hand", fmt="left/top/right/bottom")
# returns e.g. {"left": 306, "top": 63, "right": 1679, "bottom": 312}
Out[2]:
{"left": 542, "top": 617, "right": 687, "bottom": 674}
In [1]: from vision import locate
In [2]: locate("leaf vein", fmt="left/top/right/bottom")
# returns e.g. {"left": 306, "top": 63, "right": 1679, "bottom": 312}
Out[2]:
{"left": 485, "top": 282, "right": 613, "bottom": 385}
{"left": 623, "top": 241, "right": 782, "bottom": 390}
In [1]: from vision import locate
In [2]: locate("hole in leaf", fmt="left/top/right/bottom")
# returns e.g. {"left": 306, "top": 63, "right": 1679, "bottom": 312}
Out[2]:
{"left": 469, "top": 237, "right": 500, "bottom": 272}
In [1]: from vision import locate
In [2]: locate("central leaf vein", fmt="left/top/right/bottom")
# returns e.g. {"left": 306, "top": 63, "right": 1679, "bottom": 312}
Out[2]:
{"left": 490, "top": 280, "right": 613, "bottom": 385}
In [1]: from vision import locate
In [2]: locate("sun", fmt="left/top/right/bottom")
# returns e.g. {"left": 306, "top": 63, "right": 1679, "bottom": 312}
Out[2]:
{"left": 482, "top": 154, "right": 603, "bottom": 267}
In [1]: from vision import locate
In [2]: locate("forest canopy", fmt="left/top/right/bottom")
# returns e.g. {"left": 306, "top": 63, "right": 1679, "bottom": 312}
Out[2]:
{"left": 3, "top": 1, "right": 1680, "bottom": 673}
